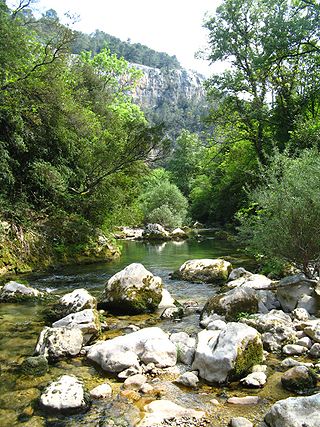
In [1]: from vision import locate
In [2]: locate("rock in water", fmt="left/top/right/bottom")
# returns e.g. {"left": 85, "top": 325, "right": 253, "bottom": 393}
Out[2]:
{"left": 34, "top": 327, "right": 83, "bottom": 361}
{"left": 137, "top": 399, "right": 205, "bottom": 427}
{"left": 142, "top": 223, "right": 170, "bottom": 240}
{"left": 87, "top": 327, "right": 176, "bottom": 373}
{"left": 264, "top": 393, "right": 320, "bottom": 427}
{"left": 52, "top": 308, "right": 101, "bottom": 343}
{"left": 40, "top": 375, "right": 90, "bottom": 414}
{"left": 172, "top": 258, "right": 232, "bottom": 284}
{"left": 48, "top": 288, "right": 97, "bottom": 321}
{"left": 0, "top": 281, "right": 43, "bottom": 301}
{"left": 100, "top": 263, "right": 163, "bottom": 314}
{"left": 192, "top": 323, "right": 263, "bottom": 383}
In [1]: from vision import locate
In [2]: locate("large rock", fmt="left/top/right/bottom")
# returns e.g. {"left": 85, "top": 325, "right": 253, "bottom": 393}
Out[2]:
{"left": 172, "top": 258, "right": 232, "bottom": 284}
{"left": 39, "top": 375, "right": 90, "bottom": 414}
{"left": 137, "top": 399, "right": 205, "bottom": 427}
{"left": 34, "top": 327, "right": 83, "bottom": 361}
{"left": 170, "top": 332, "right": 196, "bottom": 365}
{"left": 201, "top": 287, "right": 259, "bottom": 321}
{"left": 281, "top": 366, "right": 317, "bottom": 393}
{"left": 171, "top": 228, "right": 188, "bottom": 240}
{"left": 276, "top": 274, "right": 319, "bottom": 314}
{"left": 192, "top": 323, "right": 263, "bottom": 383}
{"left": 48, "top": 288, "right": 97, "bottom": 321}
{"left": 264, "top": 393, "right": 320, "bottom": 427}
{"left": 0, "top": 281, "right": 43, "bottom": 301}
{"left": 142, "top": 223, "right": 170, "bottom": 240}
{"left": 52, "top": 309, "right": 101, "bottom": 344}
{"left": 227, "top": 274, "right": 272, "bottom": 290}
{"left": 87, "top": 327, "right": 177, "bottom": 373}
{"left": 100, "top": 263, "right": 163, "bottom": 314}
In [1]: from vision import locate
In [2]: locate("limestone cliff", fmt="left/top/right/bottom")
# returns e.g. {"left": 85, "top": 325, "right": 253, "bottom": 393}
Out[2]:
{"left": 130, "top": 63, "right": 205, "bottom": 108}
{"left": 129, "top": 64, "right": 207, "bottom": 135}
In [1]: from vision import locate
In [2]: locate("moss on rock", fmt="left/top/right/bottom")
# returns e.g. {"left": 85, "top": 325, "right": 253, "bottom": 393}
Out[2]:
{"left": 231, "top": 336, "right": 264, "bottom": 380}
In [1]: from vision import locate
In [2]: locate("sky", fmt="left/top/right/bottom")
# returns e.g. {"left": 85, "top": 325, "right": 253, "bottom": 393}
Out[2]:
{"left": 8, "top": 0, "right": 223, "bottom": 76}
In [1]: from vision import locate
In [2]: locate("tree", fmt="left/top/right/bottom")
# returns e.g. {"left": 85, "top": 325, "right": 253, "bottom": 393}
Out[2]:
{"left": 167, "top": 130, "right": 204, "bottom": 195}
{"left": 204, "top": 0, "right": 320, "bottom": 162}
{"left": 139, "top": 169, "right": 188, "bottom": 228}
{"left": 238, "top": 149, "right": 320, "bottom": 277}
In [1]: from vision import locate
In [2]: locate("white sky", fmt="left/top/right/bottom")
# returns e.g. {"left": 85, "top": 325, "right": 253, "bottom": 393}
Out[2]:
{"left": 8, "top": 0, "right": 223, "bottom": 76}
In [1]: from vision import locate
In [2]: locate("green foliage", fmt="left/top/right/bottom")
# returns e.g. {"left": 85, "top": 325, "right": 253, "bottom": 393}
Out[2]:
{"left": 72, "top": 29, "right": 181, "bottom": 70}
{"left": 139, "top": 169, "right": 188, "bottom": 228}
{"left": 238, "top": 149, "right": 320, "bottom": 277}
{"left": 167, "top": 130, "right": 204, "bottom": 195}
{"left": 0, "top": 3, "right": 167, "bottom": 270}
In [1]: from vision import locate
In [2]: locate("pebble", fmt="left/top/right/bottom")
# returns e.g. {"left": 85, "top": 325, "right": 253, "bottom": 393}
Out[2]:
{"left": 227, "top": 396, "right": 260, "bottom": 405}
{"left": 159, "top": 416, "right": 211, "bottom": 426}
{"left": 89, "top": 383, "right": 112, "bottom": 399}
{"left": 229, "top": 417, "right": 253, "bottom": 427}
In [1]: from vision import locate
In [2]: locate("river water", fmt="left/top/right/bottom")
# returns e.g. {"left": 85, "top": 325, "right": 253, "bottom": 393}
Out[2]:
{"left": 0, "top": 238, "right": 289, "bottom": 426}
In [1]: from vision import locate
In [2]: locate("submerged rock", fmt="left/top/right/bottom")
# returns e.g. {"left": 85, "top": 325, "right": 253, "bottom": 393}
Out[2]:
{"left": 35, "top": 326, "right": 83, "bottom": 361}
{"left": 172, "top": 258, "right": 232, "bottom": 284}
{"left": 39, "top": 375, "right": 90, "bottom": 414}
{"left": 192, "top": 323, "right": 263, "bottom": 383}
{"left": 20, "top": 355, "right": 49, "bottom": 376}
{"left": 264, "top": 393, "right": 320, "bottom": 427}
{"left": 87, "top": 327, "right": 177, "bottom": 373}
{"left": 137, "top": 399, "right": 205, "bottom": 427}
{"left": 230, "top": 417, "right": 253, "bottom": 427}
{"left": 100, "top": 263, "right": 163, "bottom": 314}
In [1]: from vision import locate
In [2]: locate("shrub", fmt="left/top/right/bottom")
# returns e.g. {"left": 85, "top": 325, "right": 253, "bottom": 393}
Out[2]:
{"left": 238, "top": 149, "right": 320, "bottom": 278}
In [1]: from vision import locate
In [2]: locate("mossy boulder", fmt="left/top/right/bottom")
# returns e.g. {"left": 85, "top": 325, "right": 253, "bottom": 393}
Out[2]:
{"left": 0, "top": 281, "right": 44, "bottom": 302}
{"left": 201, "top": 287, "right": 259, "bottom": 322}
{"left": 171, "top": 258, "right": 232, "bottom": 284}
{"left": 99, "top": 263, "right": 163, "bottom": 315}
{"left": 20, "top": 355, "right": 49, "bottom": 377}
{"left": 45, "top": 288, "right": 97, "bottom": 322}
{"left": 281, "top": 366, "right": 318, "bottom": 393}
{"left": 192, "top": 323, "right": 263, "bottom": 383}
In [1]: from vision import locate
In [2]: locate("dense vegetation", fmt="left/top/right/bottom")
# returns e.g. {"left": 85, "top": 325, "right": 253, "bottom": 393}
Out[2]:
{"left": 72, "top": 28, "right": 181, "bottom": 70}
{"left": 1, "top": 0, "right": 320, "bottom": 276}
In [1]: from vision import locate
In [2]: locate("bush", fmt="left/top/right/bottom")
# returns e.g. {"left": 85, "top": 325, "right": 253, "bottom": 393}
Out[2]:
{"left": 238, "top": 149, "right": 320, "bottom": 277}
{"left": 139, "top": 168, "right": 188, "bottom": 228}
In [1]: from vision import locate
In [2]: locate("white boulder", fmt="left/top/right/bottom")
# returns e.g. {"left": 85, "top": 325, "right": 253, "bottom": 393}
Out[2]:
{"left": 87, "top": 327, "right": 177, "bottom": 373}
{"left": 192, "top": 323, "right": 263, "bottom": 383}
{"left": 35, "top": 327, "right": 83, "bottom": 361}
{"left": 172, "top": 258, "right": 232, "bottom": 284}
{"left": 40, "top": 375, "right": 89, "bottom": 413}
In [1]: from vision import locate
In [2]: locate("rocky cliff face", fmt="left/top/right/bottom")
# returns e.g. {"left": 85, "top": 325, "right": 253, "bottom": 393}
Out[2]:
{"left": 129, "top": 64, "right": 207, "bottom": 135}
{"left": 130, "top": 63, "right": 205, "bottom": 110}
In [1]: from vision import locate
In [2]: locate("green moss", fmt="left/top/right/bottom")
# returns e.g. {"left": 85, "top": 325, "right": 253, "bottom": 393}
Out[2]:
{"left": 230, "top": 336, "right": 263, "bottom": 380}
{"left": 201, "top": 293, "right": 259, "bottom": 322}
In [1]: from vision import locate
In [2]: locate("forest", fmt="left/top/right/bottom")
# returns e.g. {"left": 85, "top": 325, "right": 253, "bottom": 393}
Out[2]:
{"left": 0, "top": 0, "right": 320, "bottom": 277}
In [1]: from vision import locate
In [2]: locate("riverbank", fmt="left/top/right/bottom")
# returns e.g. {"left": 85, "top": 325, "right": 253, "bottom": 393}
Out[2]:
{"left": 0, "top": 219, "right": 120, "bottom": 280}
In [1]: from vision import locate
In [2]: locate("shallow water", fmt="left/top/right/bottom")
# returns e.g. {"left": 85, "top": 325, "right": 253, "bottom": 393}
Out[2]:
{"left": 0, "top": 238, "right": 290, "bottom": 427}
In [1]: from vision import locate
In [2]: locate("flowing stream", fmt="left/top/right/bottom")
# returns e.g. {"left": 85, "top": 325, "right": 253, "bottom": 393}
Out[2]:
{"left": 0, "top": 238, "right": 290, "bottom": 426}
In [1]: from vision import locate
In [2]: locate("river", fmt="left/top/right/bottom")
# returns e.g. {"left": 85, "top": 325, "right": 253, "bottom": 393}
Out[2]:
{"left": 0, "top": 238, "right": 288, "bottom": 426}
